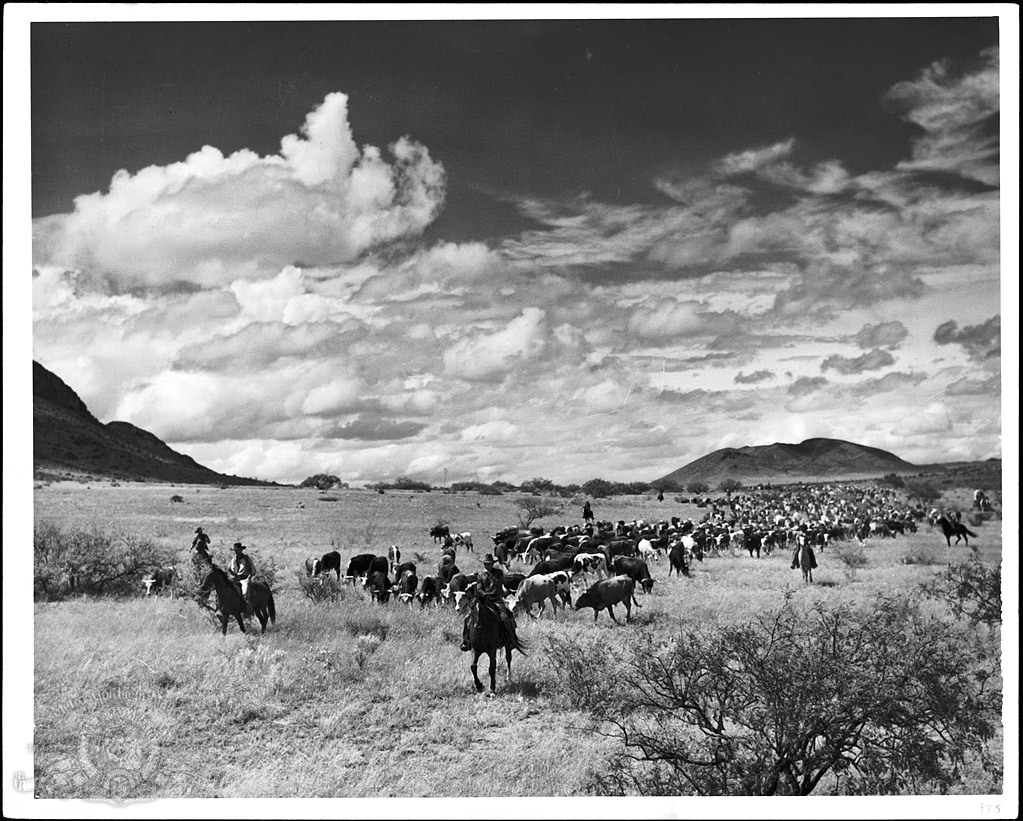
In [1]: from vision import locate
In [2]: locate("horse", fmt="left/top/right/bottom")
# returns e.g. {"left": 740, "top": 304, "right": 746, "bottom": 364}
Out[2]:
{"left": 465, "top": 586, "right": 527, "bottom": 696}
{"left": 792, "top": 537, "right": 817, "bottom": 585}
{"left": 936, "top": 515, "right": 978, "bottom": 547}
{"left": 199, "top": 564, "right": 276, "bottom": 635}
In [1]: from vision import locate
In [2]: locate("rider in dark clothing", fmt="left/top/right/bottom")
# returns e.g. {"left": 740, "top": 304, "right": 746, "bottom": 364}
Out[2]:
{"left": 460, "top": 554, "right": 515, "bottom": 652}
{"left": 190, "top": 526, "right": 212, "bottom": 563}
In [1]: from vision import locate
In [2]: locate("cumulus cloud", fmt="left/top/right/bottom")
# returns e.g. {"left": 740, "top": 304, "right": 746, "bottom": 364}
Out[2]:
{"left": 933, "top": 315, "right": 1001, "bottom": 360}
{"left": 892, "top": 403, "right": 954, "bottom": 436}
{"left": 788, "top": 376, "right": 828, "bottom": 396}
{"left": 714, "top": 139, "right": 796, "bottom": 176}
{"left": 945, "top": 375, "right": 1000, "bottom": 396}
{"left": 442, "top": 308, "right": 548, "bottom": 381}
{"left": 854, "top": 320, "right": 909, "bottom": 350}
{"left": 821, "top": 348, "right": 896, "bottom": 375}
{"left": 627, "top": 298, "right": 741, "bottom": 340}
{"left": 32, "top": 93, "right": 446, "bottom": 291}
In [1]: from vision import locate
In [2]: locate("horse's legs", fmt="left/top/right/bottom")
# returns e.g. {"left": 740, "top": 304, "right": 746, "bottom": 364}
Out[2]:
{"left": 470, "top": 651, "right": 484, "bottom": 692}
{"left": 221, "top": 614, "right": 229, "bottom": 636}
{"left": 505, "top": 646, "right": 513, "bottom": 681}
{"left": 488, "top": 651, "right": 497, "bottom": 695}
{"left": 236, "top": 613, "right": 247, "bottom": 633}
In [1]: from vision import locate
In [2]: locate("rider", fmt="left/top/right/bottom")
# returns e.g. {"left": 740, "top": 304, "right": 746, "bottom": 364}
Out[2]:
{"left": 190, "top": 526, "right": 212, "bottom": 563}
{"left": 459, "top": 553, "right": 515, "bottom": 652}
{"left": 583, "top": 501, "right": 594, "bottom": 525}
{"left": 229, "top": 542, "right": 256, "bottom": 617}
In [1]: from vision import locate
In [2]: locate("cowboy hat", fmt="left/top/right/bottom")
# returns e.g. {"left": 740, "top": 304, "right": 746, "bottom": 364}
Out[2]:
{"left": 482, "top": 553, "right": 497, "bottom": 565}
{"left": 195, "top": 527, "right": 204, "bottom": 533}
{"left": 232, "top": 542, "right": 247, "bottom": 551}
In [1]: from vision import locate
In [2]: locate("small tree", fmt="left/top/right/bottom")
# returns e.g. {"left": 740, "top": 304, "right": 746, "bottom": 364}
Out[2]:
{"left": 718, "top": 478, "right": 743, "bottom": 494}
{"left": 300, "top": 473, "right": 344, "bottom": 490}
{"left": 518, "top": 496, "right": 564, "bottom": 529}
{"left": 581, "top": 478, "right": 615, "bottom": 499}
{"left": 905, "top": 480, "right": 942, "bottom": 505}
{"left": 687, "top": 481, "right": 710, "bottom": 494}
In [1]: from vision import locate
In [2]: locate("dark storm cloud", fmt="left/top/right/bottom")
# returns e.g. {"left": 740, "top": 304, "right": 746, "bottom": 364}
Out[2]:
{"left": 933, "top": 315, "right": 1001, "bottom": 361}
{"left": 821, "top": 349, "right": 896, "bottom": 375}
{"left": 854, "top": 320, "right": 909, "bottom": 350}
{"left": 734, "top": 370, "right": 774, "bottom": 384}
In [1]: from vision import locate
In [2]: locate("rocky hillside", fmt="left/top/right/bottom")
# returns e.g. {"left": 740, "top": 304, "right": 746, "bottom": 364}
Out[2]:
{"left": 34, "top": 361, "right": 273, "bottom": 485}
{"left": 652, "top": 437, "right": 919, "bottom": 488}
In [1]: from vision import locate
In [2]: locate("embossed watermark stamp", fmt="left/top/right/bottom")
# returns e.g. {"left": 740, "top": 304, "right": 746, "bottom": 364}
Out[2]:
{"left": 38, "top": 683, "right": 196, "bottom": 804}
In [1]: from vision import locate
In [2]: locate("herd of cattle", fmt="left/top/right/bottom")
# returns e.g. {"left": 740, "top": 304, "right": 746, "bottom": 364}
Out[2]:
{"left": 141, "top": 482, "right": 979, "bottom": 625}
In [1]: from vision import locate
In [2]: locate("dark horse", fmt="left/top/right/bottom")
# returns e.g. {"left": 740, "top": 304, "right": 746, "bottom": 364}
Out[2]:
{"left": 199, "top": 564, "right": 276, "bottom": 635}
{"left": 465, "top": 587, "right": 527, "bottom": 695}
{"left": 936, "top": 514, "right": 978, "bottom": 547}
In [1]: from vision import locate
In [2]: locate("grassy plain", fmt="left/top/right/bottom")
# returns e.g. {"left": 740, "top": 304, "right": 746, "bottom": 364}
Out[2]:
{"left": 32, "top": 481, "right": 1004, "bottom": 798}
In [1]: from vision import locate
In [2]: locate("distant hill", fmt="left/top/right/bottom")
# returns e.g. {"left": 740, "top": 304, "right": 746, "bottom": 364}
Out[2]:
{"left": 34, "top": 361, "right": 275, "bottom": 485}
{"left": 652, "top": 437, "right": 920, "bottom": 488}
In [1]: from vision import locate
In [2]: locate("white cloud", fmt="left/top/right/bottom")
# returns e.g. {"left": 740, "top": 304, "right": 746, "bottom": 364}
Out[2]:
{"left": 442, "top": 308, "right": 548, "bottom": 381}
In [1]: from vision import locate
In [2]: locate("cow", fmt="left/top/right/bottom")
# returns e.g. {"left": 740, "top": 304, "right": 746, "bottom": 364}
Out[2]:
{"left": 388, "top": 544, "right": 401, "bottom": 574}
{"left": 393, "top": 561, "right": 417, "bottom": 581}
{"left": 304, "top": 556, "right": 321, "bottom": 577}
{"left": 316, "top": 550, "right": 343, "bottom": 580}
{"left": 368, "top": 555, "right": 389, "bottom": 577}
{"left": 637, "top": 538, "right": 657, "bottom": 563}
{"left": 438, "top": 559, "right": 460, "bottom": 585}
{"left": 430, "top": 524, "right": 450, "bottom": 543}
{"left": 510, "top": 574, "right": 565, "bottom": 619}
{"left": 364, "top": 570, "right": 393, "bottom": 604}
{"left": 453, "top": 532, "right": 474, "bottom": 552}
{"left": 526, "top": 556, "right": 575, "bottom": 578}
{"left": 142, "top": 566, "right": 178, "bottom": 596}
{"left": 573, "top": 576, "right": 641, "bottom": 623}
{"left": 667, "top": 543, "right": 690, "bottom": 578}
{"left": 442, "top": 572, "right": 473, "bottom": 606}
{"left": 416, "top": 575, "right": 441, "bottom": 609}
{"left": 611, "top": 556, "right": 657, "bottom": 594}
{"left": 570, "top": 552, "right": 610, "bottom": 584}
{"left": 345, "top": 553, "right": 376, "bottom": 581}
{"left": 501, "top": 572, "right": 527, "bottom": 594}
{"left": 395, "top": 567, "right": 418, "bottom": 606}
{"left": 606, "top": 539, "right": 637, "bottom": 561}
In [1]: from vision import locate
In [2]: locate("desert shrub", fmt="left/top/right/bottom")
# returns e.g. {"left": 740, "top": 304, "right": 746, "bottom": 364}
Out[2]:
{"left": 319, "top": 495, "right": 340, "bottom": 502}
{"left": 517, "top": 496, "right": 564, "bottom": 528}
{"left": 834, "top": 542, "right": 868, "bottom": 580}
{"left": 297, "top": 571, "right": 346, "bottom": 603}
{"left": 300, "top": 473, "right": 345, "bottom": 490}
{"left": 547, "top": 593, "right": 1001, "bottom": 796}
{"left": 686, "top": 481, "right": 709, "bottom": 494}
{"left": 923, "top": 558, "right": 1001, "bottom": 627}
{"left": 877, "top": 472, "right": 905, "bottom": 489}
{"left": 901, "top": 545, "right": 943, "bottom": 566}
{"left": 717, "top": 478, "right": 743, "bottom": 493}
{"left": 343, "top": 611, "right": 389, "bottom": 642}
{"left": 905, "top": 480, "right": 942, "bottom": 504}
{"left": 34, "top": 521, "right": 176, "bottom": 601}
{"left": 170, "top": 494, "right": 185, "bottom": 503}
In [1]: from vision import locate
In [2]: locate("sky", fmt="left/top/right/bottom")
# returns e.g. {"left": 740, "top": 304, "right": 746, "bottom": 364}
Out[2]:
{"left": 20, "top": 8, "right": 1017, "bottom": 487}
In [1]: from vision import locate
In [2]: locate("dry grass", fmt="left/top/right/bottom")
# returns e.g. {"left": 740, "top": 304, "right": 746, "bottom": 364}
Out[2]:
{"left": 33, "top": 483, "right": 1004, "bottom": 797}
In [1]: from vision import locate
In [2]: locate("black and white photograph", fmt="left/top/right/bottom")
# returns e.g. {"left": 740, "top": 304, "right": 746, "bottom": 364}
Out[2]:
{"left": 4, "top": 4, "right": 1018, "bottom": 817}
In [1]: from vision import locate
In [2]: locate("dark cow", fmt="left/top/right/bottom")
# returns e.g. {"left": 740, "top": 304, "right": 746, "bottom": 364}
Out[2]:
{"left": 316, "top": 550, "right": 343, "bottom": 580}
{"left": 526, "top": 556, "right": 575, "bottom": 578}
{"left": 416, "top": 575, "right": 441, "bottom": 608}
{"left": 368, "top": 555, "right": 389, "bottom": 577}
{"left": 443, "top": 573, "right": 473, "bottom": 608}
{"left": 606, "top": 539, "right": 637, "bottom": 561}
{"left": 611, "top": 556, "right": 657, "bottom": 593}
{"left": 393, "top": 561, "right": 417, "bottom": 581}
{"left": 364, "top": 570, "right": 393, "bottom": 604}
{"left": 438, "top": 561, "right": 461, "bottom": 586}
{"left": 345, "top": 553, "right": 376, "bottom": 581}
{"left": 667, "top": 543, "right": 690, "bottom": 578}
{"left": 573, "top": 576, "right": 641, "bottom": 623}
{"left": 142, "top": 566, "right": 178, "bottom": 596}
{"left": 304, "top": 556, "right": 321, "bottom": 577}
{"left": 430, "top": 524, "right": 450, "bottom": 543}
{"left": 502, "top": 572, "right": 527, "bottom": 593}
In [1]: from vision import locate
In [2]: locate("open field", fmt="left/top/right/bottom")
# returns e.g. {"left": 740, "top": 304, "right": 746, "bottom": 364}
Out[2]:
{"left": 32, "top": 482, "right": 1005, "bottom": 798}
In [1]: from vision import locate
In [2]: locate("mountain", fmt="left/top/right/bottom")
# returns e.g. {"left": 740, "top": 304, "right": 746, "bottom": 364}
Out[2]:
{"left": 652, "top": 437, "right": 920, "bottom": 488}
{"left": 33, "top": 361, "right": 274, "bottom": 485}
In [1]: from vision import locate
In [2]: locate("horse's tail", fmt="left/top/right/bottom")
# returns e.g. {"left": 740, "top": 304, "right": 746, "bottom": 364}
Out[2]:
{"left": 964, "top": 527, "right": 979, "bottom": 538}
{"left": 508, "top": 630, "right": 528, "bottom": 657}
{"left": 267, "top": 589, "right": 277, "bottom": 623}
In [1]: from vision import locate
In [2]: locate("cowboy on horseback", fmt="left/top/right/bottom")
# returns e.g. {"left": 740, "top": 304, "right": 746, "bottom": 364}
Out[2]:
{"left": 190, "top": 526, "right": 212, "bottom": 563}
{"left": 229, "top": 542, "right": 256, "bottom": 617}
{"left": 460, "top": 553, "right": 515, "bottom": 652}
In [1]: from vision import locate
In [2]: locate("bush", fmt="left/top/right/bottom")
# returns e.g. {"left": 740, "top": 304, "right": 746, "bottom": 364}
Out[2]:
{"left": 34, "top": 522, "right": 176, "bottom": 601}
{"left": 834, "top": 543, "right": 868, "bottom": 580}
{"left": 923, "top": 558, "right": 1001, "bottom": 627}
{"left": 517, "top": 496, "right": 564, "bottom": 528}
{"left": 170, "top": 494, "right": 185, "bottom": 503}
{"left": 300, "top": 473, "right": 346, "bottom": 490}
{"left": 547, "top": 593, "right": 1001, "bottom": 796}
{"left": 686, "top": 481, "right": 710, "bottom": 494}
{"left": 905, "top": 480, "right": 942, "bottom": 504}
{"left": 878, "top": 473, "right": 905, "bottom": 489}
{"left": 297, "top": 571, "right": 346, "bottom": 603}
{"left": 901, "top": 546, "right": 943, "bottom": 566}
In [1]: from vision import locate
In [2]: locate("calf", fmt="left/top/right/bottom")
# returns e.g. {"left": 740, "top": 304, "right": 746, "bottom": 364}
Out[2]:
{"left": 364, "top": 570, "right": 393, "bottom": 604}
{"left": 142, "top": 566, "right": 178, "bottom": 596}
{"left": 416, "top": 575, "right": 441, "bottom": 609}
{"left": 430, "top": 524, "right": 450, "bottom": 543}
{"left": 637, "top": 538, "right": 657, "bottom": 563}
{"left": 304, "top": 556, "right": 321, "bottom": 577}
{"left": 388, "top": 544, "right": 401, "bottom": 574}
{"left": 453, "top": 532, "right": 474, "bottom": 552}
{"left": 611, "top": 556, "right": 657, "bottom": 594}
{"left": 317, "top": 550, "right": 343, "bottom": 580}
{"left": 573, "top": 576, "right": 641, "bottom": 623}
